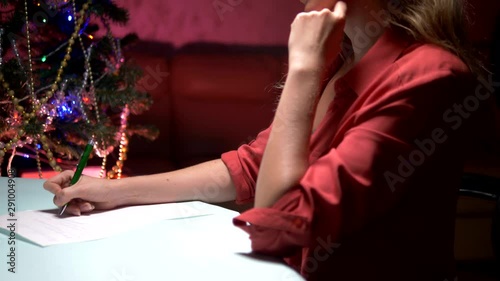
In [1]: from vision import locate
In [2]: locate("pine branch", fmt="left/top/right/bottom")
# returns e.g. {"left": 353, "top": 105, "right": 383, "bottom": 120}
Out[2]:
{"left": 127, "top": 124, "right": 159, "bottom": 141}
{"left": 91, "top": 0, "right": 129, "bottom": 25}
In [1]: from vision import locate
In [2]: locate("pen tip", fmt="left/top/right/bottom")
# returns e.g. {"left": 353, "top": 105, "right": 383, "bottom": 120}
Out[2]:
{"left": 59, "top": 205, "right": 67, "bottom": 216}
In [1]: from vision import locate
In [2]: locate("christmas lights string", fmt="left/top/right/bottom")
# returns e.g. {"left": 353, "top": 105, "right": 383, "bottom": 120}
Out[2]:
{"left": 24, "top": 0, "right": 36, "bottom": 102}
{"left": 0, "top": 28, "right": 3, "bottom": 67}
{"left": 25, "top": 0, "right": 43, "bottom": 178}
{"left": 10, "top": 37, "right": 26, "bottom": 73}
{"left": 38, "top": 41, "right": 69, "bottom": 64}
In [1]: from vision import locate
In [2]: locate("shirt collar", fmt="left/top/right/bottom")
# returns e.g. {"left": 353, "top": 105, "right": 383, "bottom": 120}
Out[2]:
{"left": 341, "top": 28, "right": 413, "bottom": 95}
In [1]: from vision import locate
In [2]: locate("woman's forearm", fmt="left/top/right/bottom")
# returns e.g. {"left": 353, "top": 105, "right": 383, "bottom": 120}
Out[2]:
{"left": 254, "top": 65, "right": 323, "bottom": 208}
{"left": 107, "top": 159, "right": 237, "bottom": 206}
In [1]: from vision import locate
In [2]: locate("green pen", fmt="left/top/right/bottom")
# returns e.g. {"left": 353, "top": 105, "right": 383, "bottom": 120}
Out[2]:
{"left": 59, "top": 139, "right": 94, "bottom": 216}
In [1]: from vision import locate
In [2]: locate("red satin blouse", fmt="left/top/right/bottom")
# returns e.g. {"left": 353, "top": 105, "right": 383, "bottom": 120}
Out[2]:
{"left": 221, "top": 29, "right": 479, "bottom": 280}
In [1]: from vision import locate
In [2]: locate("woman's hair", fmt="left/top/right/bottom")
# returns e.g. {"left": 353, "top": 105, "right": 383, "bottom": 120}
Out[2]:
{"left": 384, "top": 0, "right": 484, "bottom": 75}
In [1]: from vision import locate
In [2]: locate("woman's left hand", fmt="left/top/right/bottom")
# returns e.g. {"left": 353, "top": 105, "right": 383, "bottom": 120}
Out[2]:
{"left": 288, "top": 1, "right": 347, "bottom": 72}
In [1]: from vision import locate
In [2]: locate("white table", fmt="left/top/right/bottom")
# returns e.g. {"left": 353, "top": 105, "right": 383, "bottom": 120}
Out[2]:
{"left": 0, "top": 178, "right": 304, "bottom": 281}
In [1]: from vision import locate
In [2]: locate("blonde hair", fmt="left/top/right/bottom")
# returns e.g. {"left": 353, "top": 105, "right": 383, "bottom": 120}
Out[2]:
{"left": 384, "top": 0, "right": 484, "bottom": 74}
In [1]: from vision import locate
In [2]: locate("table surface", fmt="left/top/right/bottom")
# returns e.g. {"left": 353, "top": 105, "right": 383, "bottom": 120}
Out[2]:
{"left": 0, "top": 177, "right": 304, "bottom": 281}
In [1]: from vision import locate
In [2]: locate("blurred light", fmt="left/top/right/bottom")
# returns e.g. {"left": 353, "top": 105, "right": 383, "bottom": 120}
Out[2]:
{"left": 68, "top": 15, "right": 73, "bottom": 21}
{"left": 23, "top": 154, "right": 29, "bottom": 159}
{"left": 41, "top": 56, "right": 47, "bottom": 62}
{"left": 88, "top": 34, "right": 94, "bottom": 40}
{"left": 56, "top": 102, "right": 74, "bottom": 119}
{"left": 42, "top": 18, "right": 47, "bottom": 23}
{"left": 36, "top": 144, "right": 41, "bottom": 149}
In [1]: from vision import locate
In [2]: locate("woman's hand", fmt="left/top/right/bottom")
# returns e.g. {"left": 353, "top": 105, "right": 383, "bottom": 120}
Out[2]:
{"left": 43, "top": 170, "right": 121, "bottom": 216}
{"left": 288, "top": 1, "right": 347, "bottom": 72}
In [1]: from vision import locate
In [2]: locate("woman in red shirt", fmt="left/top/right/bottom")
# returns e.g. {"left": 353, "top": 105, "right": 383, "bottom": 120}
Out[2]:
{"left": 44, "top": 0, "right": 485, "bottom": 280}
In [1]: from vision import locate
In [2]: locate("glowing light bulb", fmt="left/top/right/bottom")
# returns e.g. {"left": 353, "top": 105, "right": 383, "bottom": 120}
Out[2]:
{"left": 68, "top": 15, "right": 72, "bottom": 21}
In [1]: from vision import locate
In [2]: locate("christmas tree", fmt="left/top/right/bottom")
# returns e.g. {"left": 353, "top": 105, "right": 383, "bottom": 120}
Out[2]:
{"left": 0, "top": 0, "right": 158, "bottom": 179}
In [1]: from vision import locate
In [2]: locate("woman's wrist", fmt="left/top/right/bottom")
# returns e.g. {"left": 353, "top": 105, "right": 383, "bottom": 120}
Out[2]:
{"left": 288, "top": 56, "right": 325, "bottom": 74}
{"left": 278, "top": 65, "right": 324, "bottom": 118}
{"left": 105, "top": 178, "right": 139, "bottom": 207}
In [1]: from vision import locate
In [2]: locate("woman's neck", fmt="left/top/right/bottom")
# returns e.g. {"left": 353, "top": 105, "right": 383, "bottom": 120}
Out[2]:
{"left": 343, "top": 1, "right": 387, "bottom": 64}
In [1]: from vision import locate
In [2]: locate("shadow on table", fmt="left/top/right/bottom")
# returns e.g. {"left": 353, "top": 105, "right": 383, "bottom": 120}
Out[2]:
{"left": 0, "top": 227, "right": 42, "bottom": 247}
{"left": 236, "top": 252, "right": 289, "bottom": 265}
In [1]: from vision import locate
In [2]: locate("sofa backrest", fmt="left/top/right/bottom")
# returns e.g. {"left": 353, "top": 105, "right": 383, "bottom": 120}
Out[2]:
{"left": 170, "top": 44, "right": 287, "bottom": 168}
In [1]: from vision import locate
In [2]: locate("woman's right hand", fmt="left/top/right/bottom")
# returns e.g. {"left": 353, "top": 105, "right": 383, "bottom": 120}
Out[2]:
{"left": 288, "top": 1, "right": 347, "bottom": 72}
{"left": 43, "top": 170, "right": 120, "bottom": 216}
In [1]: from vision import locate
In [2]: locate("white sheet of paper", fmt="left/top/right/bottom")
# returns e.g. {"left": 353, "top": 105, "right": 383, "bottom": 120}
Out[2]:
{"left": 0, "top": 202, "right": 210, "bottom": 247}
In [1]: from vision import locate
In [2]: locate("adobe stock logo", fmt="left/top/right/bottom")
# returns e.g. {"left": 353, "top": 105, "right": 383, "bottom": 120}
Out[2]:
{"left": 108, "top": 267, "right": 134, "bottom": 281}
{"left": 135, "top": 65, "right": 170, "bottom": 92}
{"left": 282, "top": 235, "right": 341, "bottom": 280}
{"left": 212, "top": 0, "right": 245, "bottom": 22}
{"left": 384, "top": 74, "right": 499, "bottom": 192}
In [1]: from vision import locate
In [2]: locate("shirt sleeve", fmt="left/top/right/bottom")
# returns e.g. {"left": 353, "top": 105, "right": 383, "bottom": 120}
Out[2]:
{"left": 232, "top": 71, "right": 473, "bottom": 256}
{"left": 221, "top": 125, "right": 272, "bottom": 204}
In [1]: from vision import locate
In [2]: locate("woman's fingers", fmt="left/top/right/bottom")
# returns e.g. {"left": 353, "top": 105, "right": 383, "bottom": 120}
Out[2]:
{"left": 58, "top": 200, "right": 95, "bottom": 216}
{"left": 289, "top": 1, "right": 347, "bottom": 67}
{"left": 65, "top": 203, "right": 82, "bottom": 216}
{"left": 52, "top": 184, "right": 80, "bottom": 206}
{"left": 47, "top": 172, "right": 87, "bottom": 207}
{"left": 78, "top": 201, "right": 95, "bottom": 213}
{"left": 43, "top": 170, "right": 74, "bottom": 194}
{"left": 333, "top": 1, "right": 347, "bottom": 18}
{"left": 46, "top": 170, "right": 77, "bottom": 208}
